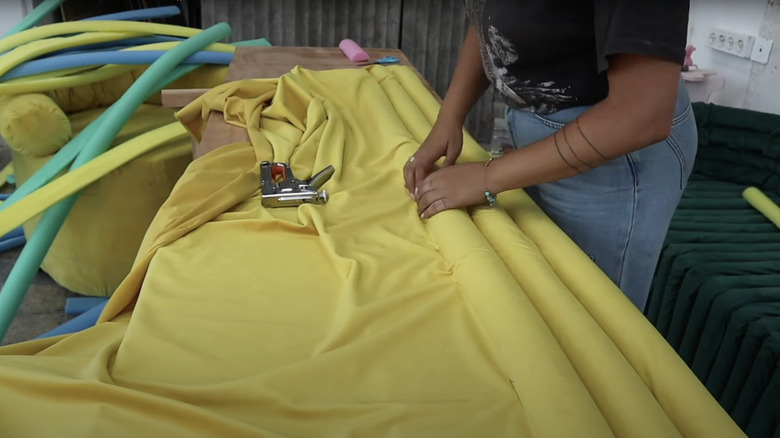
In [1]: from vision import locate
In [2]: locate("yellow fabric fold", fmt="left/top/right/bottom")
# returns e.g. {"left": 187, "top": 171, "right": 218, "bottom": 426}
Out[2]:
{"left": 0, "top": 65, "right": 742, "bottom": 437}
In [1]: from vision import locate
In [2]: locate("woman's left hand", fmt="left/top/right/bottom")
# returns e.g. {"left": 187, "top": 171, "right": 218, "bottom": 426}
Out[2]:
{"left": 415, "top": 162, "right": 488, "bottom": 219}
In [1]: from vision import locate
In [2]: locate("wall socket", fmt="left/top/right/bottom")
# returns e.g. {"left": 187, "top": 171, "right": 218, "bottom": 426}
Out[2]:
{"left": 708, "top": 28, "right": 755, "bottom": 58}
{"left": 707, "top": 28, "right": 774, "bottom": 64}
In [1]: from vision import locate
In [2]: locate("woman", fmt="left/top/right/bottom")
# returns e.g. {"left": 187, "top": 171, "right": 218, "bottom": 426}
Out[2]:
{"left": 403, "top": 1, "right": 698, "bottom": 311}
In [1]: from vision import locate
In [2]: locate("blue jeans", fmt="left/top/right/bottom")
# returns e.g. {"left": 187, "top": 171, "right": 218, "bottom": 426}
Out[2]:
{"left": 505, "top": 80, "right": 697, "bottom": 311}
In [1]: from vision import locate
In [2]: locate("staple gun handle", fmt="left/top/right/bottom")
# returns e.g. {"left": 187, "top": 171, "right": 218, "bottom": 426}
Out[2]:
{"left": 308, "top": 165, "right": 335, "bottom": 189}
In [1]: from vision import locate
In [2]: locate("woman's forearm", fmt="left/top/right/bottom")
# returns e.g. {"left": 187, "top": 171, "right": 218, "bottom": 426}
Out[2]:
{"left": 438, "top": 26, "right": 491, "bottom": 126}
{"left": 486, "top": 54, "right": 681, "bottom": 194}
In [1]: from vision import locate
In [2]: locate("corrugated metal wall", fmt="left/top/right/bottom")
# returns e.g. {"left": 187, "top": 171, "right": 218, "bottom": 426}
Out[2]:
{"left": 201, "top": 0, "right": 495, "bottom": 143}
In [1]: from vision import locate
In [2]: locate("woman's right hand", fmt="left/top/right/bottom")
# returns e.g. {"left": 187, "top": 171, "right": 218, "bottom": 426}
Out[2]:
{"left": 403, "top": 119, "right": 464, "bottom": 196}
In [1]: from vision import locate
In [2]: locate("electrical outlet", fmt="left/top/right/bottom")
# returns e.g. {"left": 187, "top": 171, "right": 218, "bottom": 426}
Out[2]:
{"left": 707, "top": 28, "right": 755, "bottom": 58}
{"left": 751, "top": 37, "right": 774, "bottom": 64}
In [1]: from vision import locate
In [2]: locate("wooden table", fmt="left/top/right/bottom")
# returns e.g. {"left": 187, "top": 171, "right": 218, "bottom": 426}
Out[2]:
{"left": 162, "top": 47, "right": 434, "bottom": 159}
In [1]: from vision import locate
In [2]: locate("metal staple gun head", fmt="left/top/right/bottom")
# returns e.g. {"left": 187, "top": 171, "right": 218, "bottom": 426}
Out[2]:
{"left": 260, "top": 162, "right": 335, "bottom": 207}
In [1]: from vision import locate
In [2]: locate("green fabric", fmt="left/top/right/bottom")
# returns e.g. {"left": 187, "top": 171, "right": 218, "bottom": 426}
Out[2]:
{"left": 663, "top": 231, "right": 780, "bottom": 244}
{"left": 693, "top": 102, "right": 780, "bottom": 137}
{"left": 691, "top": 286, "right": 780, "bottom": 381}
{"left": 706, "top": 303, "right": 780, "bottom": 400}
{"left": 746, "top": 368, "right": 780, "bottom": 438}
{"left": 720, "top": 316, "right": 780, "bottom": 413}
{"left": 691, "top": 102, "right": 780, "bottom": 194}
{"left": 647, "top": 243, "right": 780, "bottom": 328}
{"left": 676, "top": 196, "right": 754, "bottom": 208}
{"left": 682, "top": 284, "right": 780, "bottom": 367}
{"left": 669, "top": 272, "right": 780, "bottom": 365}
{"left": 670, "top": 211, "right": 773, "bottom": 223}
{"left": 668, "top": 220, "right": 777, "bottom": 233}
{"left": 647, "top": 103, "right": 780, "bottom": 436}
{"left": 731, "top": 333, "right": 780, "bottom": 430}
{"left": 666, "top": 262, "right": 780, "bottom": 348}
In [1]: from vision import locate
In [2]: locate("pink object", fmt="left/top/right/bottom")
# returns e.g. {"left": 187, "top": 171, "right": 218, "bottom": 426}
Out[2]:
{"left": 338, "top": 38, "right": 370, "bottom": 62}
{"left": 684, "top": 45, "right": 696, "bottom": 68}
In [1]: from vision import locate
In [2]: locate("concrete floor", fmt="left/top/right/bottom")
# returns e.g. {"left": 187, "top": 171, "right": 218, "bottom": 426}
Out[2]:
{"left": 0, "top": 144, "right": 77, "bottom": 346}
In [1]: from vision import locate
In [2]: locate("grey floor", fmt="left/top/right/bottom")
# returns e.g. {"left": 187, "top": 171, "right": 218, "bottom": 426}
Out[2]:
{"left": 0, "top": 144, "right": 77, "bottom": 347}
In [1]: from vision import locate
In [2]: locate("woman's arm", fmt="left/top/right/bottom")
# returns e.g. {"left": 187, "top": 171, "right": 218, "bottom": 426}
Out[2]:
{"left": 403, "top": 25, "right": 490, "bottom": 194}
{"left": 487, "top": 54, "right": 681, "bottom": 193}
{"left": 437, "top": 25, "right": 491, "bottom": 130}
{"left": 414, "top": 53, "right": 683, "bottom": 218}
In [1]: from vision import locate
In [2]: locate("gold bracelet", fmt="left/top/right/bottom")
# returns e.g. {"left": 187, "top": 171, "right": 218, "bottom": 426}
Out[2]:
{"left": 484, "top": 157, "right": 497, "bottom": 207}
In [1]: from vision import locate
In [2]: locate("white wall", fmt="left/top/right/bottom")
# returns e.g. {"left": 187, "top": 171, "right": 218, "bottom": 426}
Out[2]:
{"left": 0, "top": 0, "right": 34, "bottom": 36}
{"left": 687, "top": 0, "right": 779, "bottom": 114}
{"left": 745, "top": 1, "right": 780, "bottom": 115}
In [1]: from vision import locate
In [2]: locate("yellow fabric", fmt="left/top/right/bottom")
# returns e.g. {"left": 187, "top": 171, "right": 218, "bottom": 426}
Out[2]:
{"left": 0, "top": 93, "right": 71, "bottom": 156}
{"left": 0, "top": 66, "right": 743, "bottom": 437}
{"left": 743, "top": 186, "right": 780, "bottom": 229}
{"left": 13, "top": 104, "right": 191, "bottom": 296}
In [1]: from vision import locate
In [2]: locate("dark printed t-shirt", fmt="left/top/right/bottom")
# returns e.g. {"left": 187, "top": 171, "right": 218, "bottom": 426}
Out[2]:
{"left": 464, "top": 0, "right": 690, "bottom": 114}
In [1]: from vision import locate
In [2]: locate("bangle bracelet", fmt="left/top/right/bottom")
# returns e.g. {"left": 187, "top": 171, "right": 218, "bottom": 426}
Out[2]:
{"left": 485, "top": 157, "right": 497, "bottom": 207}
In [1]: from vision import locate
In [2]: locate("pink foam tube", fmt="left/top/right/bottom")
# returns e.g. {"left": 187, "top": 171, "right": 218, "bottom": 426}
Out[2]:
{"left": 339, "top": 38, "right": 369, "bottom": 62}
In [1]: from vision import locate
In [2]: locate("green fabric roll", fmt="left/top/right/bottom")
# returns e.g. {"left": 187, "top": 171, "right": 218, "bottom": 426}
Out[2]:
{"left": 666, "top": 261, "right": 780, "bottom": 348}
{"left": 674, "top": 197, "right": 753, "bottom": 210}
{"left": 646, "top": 243, "right": 780, "bottom": 325}
{"left": 693, "top": 102, "right": 780, "bottom": 137}
{"left": 670, "top": 211, "right": 770, "bottom": 222}
{"left": 691, "top": 286, "right": 780, "bottom": 381}
{"left": 680, "top": 280, "right": 780, "bottom": 365}
{"left": 731, "top": 332, "right": 780, "bottom": 429}
{"left": 669, "top": 221, "right": 777, "bottom": 233}
{"left": 706, "top": 303, "right": 780, "bottom": 400}
{"left": 693, "top": 157, "right": 780, "bottom": 194}
{"left": 745, "top": 368, "right": 780, "bottom": 438}
{"left": 719, "top": 316, "right": 780, "bottom": 413}
{"left": 663, "top": 231, "right": 780, "bottom": 245}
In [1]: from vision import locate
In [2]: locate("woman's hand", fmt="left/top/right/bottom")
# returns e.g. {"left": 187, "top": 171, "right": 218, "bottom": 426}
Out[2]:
{"left": 404, "top": 120, "right": 464, "bottom": 196}
{"left": 415, "top": 162, "right": 488, "bottom": 219}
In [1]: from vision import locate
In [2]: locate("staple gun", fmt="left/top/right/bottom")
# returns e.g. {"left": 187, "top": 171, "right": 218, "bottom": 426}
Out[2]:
{"left": 260, "top": 162, "right": 335, "bottom": 207}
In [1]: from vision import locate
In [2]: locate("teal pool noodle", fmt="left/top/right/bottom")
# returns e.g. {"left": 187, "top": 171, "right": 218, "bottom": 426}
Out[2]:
{"left": 82, "top": 6, "right": 181, "bottom": 22}
{"left": 0, "top": 22, "right": 234, "bottom": 343}
{"left": 3, "top": 0, "right": 66, "bottom": 38}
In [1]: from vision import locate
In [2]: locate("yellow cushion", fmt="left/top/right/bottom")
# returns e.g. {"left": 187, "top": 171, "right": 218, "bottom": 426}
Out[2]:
{"left": 13, "top": 104, "right": 192, "bottom": 297}
{"left": 0, "top": 93, "right": 71, "bottom": 157}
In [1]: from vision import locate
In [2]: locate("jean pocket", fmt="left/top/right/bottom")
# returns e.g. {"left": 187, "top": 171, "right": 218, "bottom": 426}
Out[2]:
{"left": 532, "top": 113, "right": 566, "bottom": 130}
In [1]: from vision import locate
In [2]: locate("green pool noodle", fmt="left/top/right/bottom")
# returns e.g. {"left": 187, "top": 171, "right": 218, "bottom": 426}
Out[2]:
{"left": 2, "top": 0, "right": 67, "bottom": 38}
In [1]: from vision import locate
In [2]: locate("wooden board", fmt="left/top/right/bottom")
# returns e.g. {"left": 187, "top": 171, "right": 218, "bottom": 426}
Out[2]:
{"left": 167, "top": 46, "right": 435, "bottom": 159}
{"left": 162, "top": 47, "right": 435, "bottom": 108}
